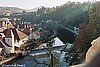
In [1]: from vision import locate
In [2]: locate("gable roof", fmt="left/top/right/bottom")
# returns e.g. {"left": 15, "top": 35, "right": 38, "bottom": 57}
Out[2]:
{"left": 3, "top": 28, "right": 28, "bottom": 41}
{"left": 23, "top": 28, "right": 31, "bottom": 36}
{"left": 5, "top": 29, "right": 14, "bottom": 38}
{"left": 0, "top": 42, "right": 4, "bottom": 48}
{"left": 16, "top": 29, "right": 28, "bottom": 40}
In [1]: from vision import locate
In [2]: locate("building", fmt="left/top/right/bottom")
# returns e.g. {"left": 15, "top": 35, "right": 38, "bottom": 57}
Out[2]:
{"left": 0, "top": 18, "right": 14, "bottom": 29}
{"left": 0, "top": 28, "right": 28, "bottom": 54}
{"left": 23, "top": 28, "right": 33, "bottom": 36}
{"left": 28, "top": 31, "right": 40, "bottom": 40}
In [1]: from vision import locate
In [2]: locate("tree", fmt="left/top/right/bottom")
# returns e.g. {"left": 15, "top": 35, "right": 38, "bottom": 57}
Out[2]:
{"left": 73, "top": 1, "right": 100, "bottom": 55}
{"left": 73, "top": 23, "right": 87, "bottom": 52}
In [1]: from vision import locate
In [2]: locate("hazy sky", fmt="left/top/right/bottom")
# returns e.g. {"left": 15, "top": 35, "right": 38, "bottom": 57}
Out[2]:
{"left": 0, "top": 0, "right": 99, "bottom": 9}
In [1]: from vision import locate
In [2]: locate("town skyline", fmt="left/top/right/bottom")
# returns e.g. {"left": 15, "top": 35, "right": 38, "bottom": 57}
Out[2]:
{"left": 0, "top": 0, "right": 99, "bottom": 9}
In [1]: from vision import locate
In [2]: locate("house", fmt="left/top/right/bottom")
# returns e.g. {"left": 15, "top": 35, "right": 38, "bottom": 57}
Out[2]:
{"left": 0, "top": 18, "right": 14, "bottom": 29}
{"left": 3, "top": 11, "right": 11, "bottom": 16}
{"left": 53, "top": 37, "right": 64, "bottom": 47}
{"left": 29, "top": 31, "right": 40, "bottom": 40}
{"left": 0, "top": 33, "right": 11, "bottom": 54}
{"left": 0, "top": 28, "right": 28, "bottom": 54}
{"left": 23, "top": 28, "right": 33, "bottom": 36}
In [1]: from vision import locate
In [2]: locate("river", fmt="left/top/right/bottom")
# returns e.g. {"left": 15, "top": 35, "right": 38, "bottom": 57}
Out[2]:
{"left": 14, "top": 44, "right": 72, "bottom": 67}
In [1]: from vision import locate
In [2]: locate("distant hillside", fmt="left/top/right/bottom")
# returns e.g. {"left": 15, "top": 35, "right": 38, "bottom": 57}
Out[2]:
{"left": 26, "top": 6, "right": 44, "bottom": 12}
{"left": 0, "top": 6, "right": 45, "bottom": 15}
{"left": 0, "top": 7, "right": 24, "bottom": 15}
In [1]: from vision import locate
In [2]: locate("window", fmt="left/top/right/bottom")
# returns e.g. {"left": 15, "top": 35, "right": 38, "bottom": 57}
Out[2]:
{"left": 8, "top": 39, "right": 9, "bottom": 41}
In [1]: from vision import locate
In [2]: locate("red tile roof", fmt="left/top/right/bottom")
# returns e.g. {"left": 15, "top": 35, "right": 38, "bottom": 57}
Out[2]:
{"left": 16, "top": 29, "right": 28, "bottom": 40}
{"left": 0, "top": 21, "right": 3, "bottom": 25}
{"left": 3, "top": 28, "right": 28, "bottom": 41}
{"left": 5, "top": 29, "right": 14, "bottom": 38}
{"left": 23, "top": 28, "right": 31, "bottom": 36}
{"left": 0, "top": 42, "right": 4, "bottom": 48}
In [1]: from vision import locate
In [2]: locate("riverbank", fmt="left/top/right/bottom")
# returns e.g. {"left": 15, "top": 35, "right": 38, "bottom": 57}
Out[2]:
{"left": 0, "top": 56, "right": 16, "bottom": 65}
{"left": 0, "top": 54, "right": 26, "bottom": 66}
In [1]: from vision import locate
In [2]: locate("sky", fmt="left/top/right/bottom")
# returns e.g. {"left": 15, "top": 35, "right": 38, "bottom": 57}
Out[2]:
{"left": 0, "top": 0, "right": 99, "bottom": 9}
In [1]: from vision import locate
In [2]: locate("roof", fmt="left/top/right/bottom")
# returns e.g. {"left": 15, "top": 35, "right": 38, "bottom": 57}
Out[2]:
{"left": 0, "top": 21, "right": 2, "bottom": 25}
{"left": 23, "top": 28, "right": 32, "bottom": 36}
{"left": 54, "top": 37, "right": 64, "bottom": 47}
{"left": 0, "top": 33, "right": 5, "bottom": 38}
{"left": 5, "top": 29, "right": 14, "bottom": 38}
{"left": 0, "top": 42, "right": 4, "bottom": 48}
{"left": 16, "top": 29, "right": 28, "bottom": 40}
{"left": 3, "top": 28, "right": 28, "bottom": 41}
{"left": 7, "top": 23, "right": 14, "bottom": 28}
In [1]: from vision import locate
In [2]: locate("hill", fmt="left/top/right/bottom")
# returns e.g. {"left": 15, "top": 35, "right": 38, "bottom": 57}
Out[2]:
{"left": 26, "top": 6, "right": 44, "bottom": 12}
{"left": 0, "top": 7, "right": 24, "bottom": 15}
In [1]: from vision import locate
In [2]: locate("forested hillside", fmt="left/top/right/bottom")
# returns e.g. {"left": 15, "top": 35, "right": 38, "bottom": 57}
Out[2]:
{"left": 11, "top": 2, "right": 90, "bottom": 27}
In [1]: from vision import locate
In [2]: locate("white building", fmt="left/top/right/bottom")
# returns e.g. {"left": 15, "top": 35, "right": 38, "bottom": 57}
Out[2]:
{"left": 0, "top": 28, "right": 28, "bottom": 54}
